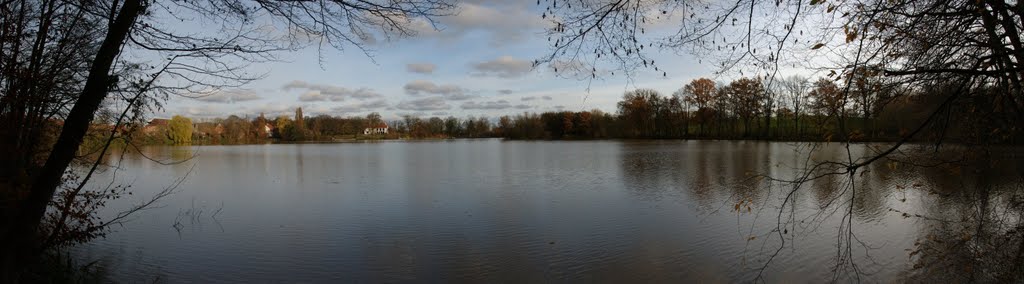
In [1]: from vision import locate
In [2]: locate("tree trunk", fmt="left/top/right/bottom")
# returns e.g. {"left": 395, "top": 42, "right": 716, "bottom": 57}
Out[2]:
{"left": 1, "top": 0, "right": 142, "bottom": 280}
{"left": 794, "top": 110, "right": 800, "bottom": 138}
{"left": 683, "top": 112, "right": 689, "bottom": 137}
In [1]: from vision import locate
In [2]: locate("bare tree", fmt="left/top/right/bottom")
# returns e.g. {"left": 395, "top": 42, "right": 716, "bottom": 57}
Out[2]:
{"left": 762, "top": 76, "right": 777, "bottom": 138}
{"left": 1, "top": 0, "right": 455, "bottom": 280}
{"left": 538, "top": 0, "right": 1022, "bottom": 134}
{"left": 779, "top": 75, "right": 808, "bottom": 138}
{"left": 540, "top": 0, "right": 1023, "bottom": 280}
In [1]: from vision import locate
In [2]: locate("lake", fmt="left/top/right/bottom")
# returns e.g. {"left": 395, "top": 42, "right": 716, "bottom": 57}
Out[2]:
{"left": 73, "top": 139, "right": 1024, "bottom": 282}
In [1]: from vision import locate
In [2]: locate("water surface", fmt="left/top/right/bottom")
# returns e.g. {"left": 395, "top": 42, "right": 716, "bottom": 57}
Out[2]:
{"left": 74, "top": 140, "right": 1023, "bottom": 282}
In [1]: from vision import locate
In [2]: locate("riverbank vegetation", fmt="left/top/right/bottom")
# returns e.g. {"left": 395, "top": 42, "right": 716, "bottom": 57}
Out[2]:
{"left": 127, "top": 75, "right": 1021, "bottom": 145}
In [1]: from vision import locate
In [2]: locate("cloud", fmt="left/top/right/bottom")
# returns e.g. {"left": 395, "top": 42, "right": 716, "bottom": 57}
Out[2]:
{"left": 521, "top": 94, "right": 553, "bottom": 102}
{"left": 399, "top": 2, "right": 547, "bottom": 45}
{"left": 349, "top": 89, "right": 381, "bottom": 99}
{"left": 460, "top": 98, "right": 532, "bottom": 109}
{"left": 460, "top": 98, "right": 516, "bottom": 108}
{"left": 331, "top": 99, "right": 391, "bottom": 113}
{"left": 550, "top": 59, "right": 589, "bottom": 74}
{"left": 190, "top": 89, "right": 262, "bottom": 103}
{"left": 443, "top": 2, "right": 548, "bottom": 45}
{"left": 283, "top": 80, "right": 382, "bottom": 102}
{"left": 403, "top": 80, "right": 477, "bottom": 100}
{"left": 523, "top": 95, "right": 553, "bottom": 101}
{"left": 406, "top": 63, "right": 436, "bottom": 74}
{"left": 404, "top": 80, "right": 462, "bottom": 95}
{"left": 445, "top": 93, "right": 478, "bottom": 100}
{"left": 471, "top": 56, "right": 533, "bottom": 78}
{"left": 396, "top": 96, "right": 451, "bottom": 111}
{"left": 498, "top": 89, "right": 514, "bottom": 95}
{"left": 432, "top": 111, "right": 449, "bottom": 116}
{"left": 362, "top": 99, "right": 390, "bottom": 108}
{"left": 246, "top": 103, "right": 303, "bottom": 118}
{"left": 297, "top": 91, "right": 330, "bottom": 102}
{"left": 176, "top": 105, "right": 230, "bottom": 118}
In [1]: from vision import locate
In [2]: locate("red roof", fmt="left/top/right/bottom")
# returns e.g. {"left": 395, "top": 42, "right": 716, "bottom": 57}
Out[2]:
{"left": 147, "top": 118, "right": 169, "bottom": 126}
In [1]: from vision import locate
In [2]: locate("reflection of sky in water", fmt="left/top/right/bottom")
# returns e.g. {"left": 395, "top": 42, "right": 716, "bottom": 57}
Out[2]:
{"left": 73, "top": 141, "right": 1024, "bottom": 282}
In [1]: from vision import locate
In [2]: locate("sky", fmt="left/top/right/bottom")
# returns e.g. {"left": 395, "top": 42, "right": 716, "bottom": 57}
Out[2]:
{"left": 155, "top": 0, "right": 720, "bottom": 121}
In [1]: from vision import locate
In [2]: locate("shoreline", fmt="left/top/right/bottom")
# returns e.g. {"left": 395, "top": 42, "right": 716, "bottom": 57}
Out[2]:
{"left": 140, "top": 136, "right": 1019, "bottom": 147}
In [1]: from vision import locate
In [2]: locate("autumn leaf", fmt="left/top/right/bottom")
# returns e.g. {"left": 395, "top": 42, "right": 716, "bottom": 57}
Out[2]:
{"left": 845, "top": 30, "right": 858, "bottom": 43}
{"left": 811, "top": 43, "right": 825, "bottom": 50}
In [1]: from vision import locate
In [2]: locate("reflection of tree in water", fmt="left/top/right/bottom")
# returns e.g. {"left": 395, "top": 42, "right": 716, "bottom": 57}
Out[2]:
{"left": 747, "top": 144, "right": 995, "bottom": 281}
{"left": 808, "top": 172, "right": 841, "bottom": 210}
{"left": 795, "top": 159, "right": 889, "bottom": 222}
{"left": 169, "top": 147, "right": 193, "bottom": 164}
{"left": 850, "top": 164, "right": 890, "bottom": 221}
{"left": 906, "top": 153, "right": 1024, "bottom": 282}
{"left": 617, "top": 140, "right": 1024, "bottom": 281}
{"left": 618, "top": 142, "right": 675, "bottom": 201}
{"left": 727, "top": 142, "right": 767, "bottom": 205}
{"left": 688, "top": 143, "right": 719, "bottom": 212}
{"left": 619, "top": 141, "right": 768, "bottom": 206}
{"left": 818, "top": 147, "right": 1022, "bottom": 281}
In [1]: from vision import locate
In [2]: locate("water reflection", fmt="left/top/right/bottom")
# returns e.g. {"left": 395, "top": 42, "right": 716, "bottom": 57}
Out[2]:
{"left": 906, "top": 151, "right": 1024, "bottom": 282}
{"left": 74, "top": 140, "right": 1024, "bottom": 282}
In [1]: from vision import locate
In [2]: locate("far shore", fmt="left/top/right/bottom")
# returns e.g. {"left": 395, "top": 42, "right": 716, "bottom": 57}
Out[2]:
{"left": 146, "top": 136, "right": 1007, "bottom": 147}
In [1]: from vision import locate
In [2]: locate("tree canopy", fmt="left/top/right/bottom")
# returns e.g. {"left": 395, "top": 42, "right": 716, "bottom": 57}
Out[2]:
{"left": 167, "top": 115, "right": 193, "bottom": 144}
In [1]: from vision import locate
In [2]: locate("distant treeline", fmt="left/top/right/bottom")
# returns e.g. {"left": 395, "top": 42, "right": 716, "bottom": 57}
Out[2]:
{"left": 127, "top": 109, "right": 498, "bottom": 145}
{"left": 126, "top": 76, "right": 1020, "bottom": 145}
{"left": 503, "top": 75, "right": 1018, "bottom": 143}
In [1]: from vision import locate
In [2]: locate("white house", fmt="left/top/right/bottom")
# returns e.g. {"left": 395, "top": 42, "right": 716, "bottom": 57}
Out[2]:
{"left": 364, "top": 122, "right": 388, "bottom": 135}
{"left": 264, "top": 124, "right": 274, "bottom": 137}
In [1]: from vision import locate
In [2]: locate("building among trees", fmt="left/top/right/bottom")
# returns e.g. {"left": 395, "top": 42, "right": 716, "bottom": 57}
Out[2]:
{"left": 364, "top": 122, "right": 389, "bottom": 135}
{"left": 142, "top": 118, "right": 170, "bottom": 135}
